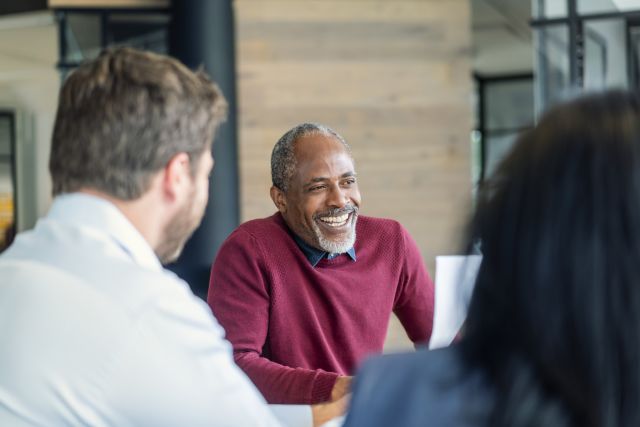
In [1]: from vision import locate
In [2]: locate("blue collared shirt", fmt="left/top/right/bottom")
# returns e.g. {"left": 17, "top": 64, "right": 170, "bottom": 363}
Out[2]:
{"left": 292, "top": 233, "right": 356, "bottom": 267}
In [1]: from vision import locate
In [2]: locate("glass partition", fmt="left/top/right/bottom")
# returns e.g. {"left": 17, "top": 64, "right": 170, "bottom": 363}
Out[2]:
{"left": 532, "top": 0, "right": 640, "bottom": 115}
{"left": 533, "top": 0, "right": 569, "bottom": 19}
{"left": 476, "top": 75, "right": 534, "bottom": 183}
{"left": 579, "top": 0, "right": 640, "bottom": 14}
{"left": 583, "top": 18, "right": 628, "bottom": 89}
{"left": 534, "top": 24, "right": 571, "bottom": 113}
{"left": 56, "top": 8, "right": 169, "bottom": 77}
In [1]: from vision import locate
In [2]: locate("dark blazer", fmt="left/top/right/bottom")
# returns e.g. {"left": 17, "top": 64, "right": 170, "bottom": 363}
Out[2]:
{"left": 343, "top": 346, "right": 494, "bottom": 427}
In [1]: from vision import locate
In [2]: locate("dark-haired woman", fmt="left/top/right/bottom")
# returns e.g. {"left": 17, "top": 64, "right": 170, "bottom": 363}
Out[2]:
{"left": 343, "top": 90, "right": 640, "bottom": 427}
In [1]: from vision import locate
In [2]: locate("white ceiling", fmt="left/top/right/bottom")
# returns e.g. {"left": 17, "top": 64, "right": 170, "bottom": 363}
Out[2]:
{"left": 472, "top": 0, "right": 534, "bottom": 75}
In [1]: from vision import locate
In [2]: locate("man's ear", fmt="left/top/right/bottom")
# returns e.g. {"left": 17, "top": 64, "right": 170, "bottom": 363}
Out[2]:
{"left": 270, "top": 186, "right": 287, "bottom": 213}
{"left": 163, "top": 152, "right": 191, "bottom": 201}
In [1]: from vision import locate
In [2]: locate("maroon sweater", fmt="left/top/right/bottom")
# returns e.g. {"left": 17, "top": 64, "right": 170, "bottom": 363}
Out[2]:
{"left": 208, "top": 213, "right": 434, "bottom": 404}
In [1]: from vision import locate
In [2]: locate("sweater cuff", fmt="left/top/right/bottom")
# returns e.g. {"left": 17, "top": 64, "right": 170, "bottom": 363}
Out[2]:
{"left": 311, "top": 371, "right": 340, "bottom": 403}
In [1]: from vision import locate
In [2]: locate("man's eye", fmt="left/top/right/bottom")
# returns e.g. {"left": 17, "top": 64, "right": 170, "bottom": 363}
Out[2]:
{"left": 309, "top": 186, "right": 325, "bottom": 192}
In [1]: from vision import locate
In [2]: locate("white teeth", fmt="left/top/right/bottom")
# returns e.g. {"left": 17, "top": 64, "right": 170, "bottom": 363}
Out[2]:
{"left": 318, "top": 213, "right": 350, "bottom": 227}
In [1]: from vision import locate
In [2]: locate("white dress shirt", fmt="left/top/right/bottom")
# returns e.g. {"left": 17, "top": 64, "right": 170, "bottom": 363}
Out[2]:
{"left": 0, "top": 193, "right": 311, "bottom": 427}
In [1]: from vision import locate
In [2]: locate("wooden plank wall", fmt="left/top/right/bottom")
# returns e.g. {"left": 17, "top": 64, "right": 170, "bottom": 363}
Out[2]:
{"left": 235, "top": 0, "right": 473, "bottom": 349}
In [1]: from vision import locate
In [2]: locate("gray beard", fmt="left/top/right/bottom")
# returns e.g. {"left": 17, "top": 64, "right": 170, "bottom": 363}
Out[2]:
{"left": 311, "top": 215, "right": 357, "bottom": 254}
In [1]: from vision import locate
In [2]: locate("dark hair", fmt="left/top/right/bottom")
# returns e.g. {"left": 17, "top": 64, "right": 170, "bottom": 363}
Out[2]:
{"left": 50, "top": 47, "right": 227, "bottom": 199}
{"left": 462, "top": 90, "right": 640, "bottom": 427}
{"left": 271, "top": 122, "right": 351, "bottom": 192}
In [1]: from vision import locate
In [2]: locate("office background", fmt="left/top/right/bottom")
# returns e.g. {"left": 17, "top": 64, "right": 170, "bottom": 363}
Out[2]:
{"left": 0, "top": 0, "right": 637, "bottom": 349}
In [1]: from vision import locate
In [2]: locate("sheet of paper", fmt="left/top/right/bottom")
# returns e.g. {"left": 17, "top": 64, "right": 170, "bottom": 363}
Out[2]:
{"left": 429, "top": 255, "right": 482, "bottom": 349}
{"left": 270, "top": 404, "right": 313, "bottom": 427}
{"left": 319, "top": 416, "right": 345, "bottom": 427}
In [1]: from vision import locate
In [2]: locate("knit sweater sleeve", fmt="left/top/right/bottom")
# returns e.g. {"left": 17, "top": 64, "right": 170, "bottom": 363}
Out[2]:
{"left": 393, "top": 225, "right": 435, "bottom": 345}
{"left": 207, "top": 228, "right": 338, "bottom": 404}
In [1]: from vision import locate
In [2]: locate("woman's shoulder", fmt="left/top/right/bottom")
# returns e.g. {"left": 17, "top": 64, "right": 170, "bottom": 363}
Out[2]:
{"left": 344, "top": 346, "right": 493, "bottom": 427}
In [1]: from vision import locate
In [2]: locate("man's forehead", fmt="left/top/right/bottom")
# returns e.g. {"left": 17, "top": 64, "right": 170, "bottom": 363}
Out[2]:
{"left": 293, "top": 153, "right": 356, "bottom": 186}
{"left": 285, "top": 132, "right": 355, "bottom": 189}
{"left": 293, "top": 133, "right": 351, "bottom": 162}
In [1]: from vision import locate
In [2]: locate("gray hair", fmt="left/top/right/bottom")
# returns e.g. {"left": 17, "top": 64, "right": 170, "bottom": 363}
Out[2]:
{"left": 50, "top": 47, "right": 227, "bottom": 199}
{"left": 271, "top": 123, "right": 351, "bottom": 192}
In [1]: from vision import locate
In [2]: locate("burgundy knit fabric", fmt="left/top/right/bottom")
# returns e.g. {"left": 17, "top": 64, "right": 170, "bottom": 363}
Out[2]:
{"left": 207, "top": 213, "right": 434, "bottom": 404}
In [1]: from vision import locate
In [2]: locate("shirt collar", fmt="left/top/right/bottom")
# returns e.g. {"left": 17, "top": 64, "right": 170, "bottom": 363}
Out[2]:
{"left": 46, "top": 193, "right": 162, "bottom": 271}
{"left": 292, "top": 233, "right": 356, "bottom": 267}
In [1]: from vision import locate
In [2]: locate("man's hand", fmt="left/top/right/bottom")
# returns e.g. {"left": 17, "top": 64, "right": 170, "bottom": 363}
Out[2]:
{"left": 330, "top": 375, "right": 352, "bottom": 401}
{"left": 311, "top": 393, "right": 350, "bottom": 427}
{"left": 310, "top": 376, "right": 352, "bottom": 426}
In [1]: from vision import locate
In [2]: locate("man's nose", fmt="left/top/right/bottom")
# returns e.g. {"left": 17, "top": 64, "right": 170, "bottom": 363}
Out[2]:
{"left": 326, "top": 184, "right": 348, "bottom": 209}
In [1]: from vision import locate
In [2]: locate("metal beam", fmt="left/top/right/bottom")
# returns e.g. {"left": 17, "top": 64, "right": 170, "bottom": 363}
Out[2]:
{"left": 0, "top": 0, "right": 47, "bottom": 16}
{"left": 167, "top": 0, "right": 239, "bottom": 299}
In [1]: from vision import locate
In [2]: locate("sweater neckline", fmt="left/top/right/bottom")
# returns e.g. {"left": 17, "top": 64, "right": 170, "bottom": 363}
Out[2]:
{"left": 314, "top": 253, "right": 357, "bottom": 268}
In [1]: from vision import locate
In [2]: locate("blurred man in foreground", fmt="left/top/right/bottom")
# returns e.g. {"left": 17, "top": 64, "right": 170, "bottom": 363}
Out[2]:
{"left": 0, "top": 48, "right": 342, "bottom": 427}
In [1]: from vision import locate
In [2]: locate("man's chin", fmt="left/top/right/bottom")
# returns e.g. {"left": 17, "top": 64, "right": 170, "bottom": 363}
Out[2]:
{"left": 317, "top": 231, "right": 356, "bottom": 254}
{"left": 157, "top": 241, "right": 186, "bottom": 265}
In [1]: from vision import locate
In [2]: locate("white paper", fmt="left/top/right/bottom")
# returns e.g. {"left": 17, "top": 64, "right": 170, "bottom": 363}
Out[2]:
{"left": 429, "top": 255, "right": 482, "bottom": 349}
{"left": 319, "top": 416, "right": 345, "bottom": 427}
{"left": 269, "top": 404, "right": 313, "bottom": 427}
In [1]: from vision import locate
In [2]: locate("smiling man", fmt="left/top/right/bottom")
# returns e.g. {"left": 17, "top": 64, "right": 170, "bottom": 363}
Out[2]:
{"left": 208, "top": 123, "right": 434, "bottom": 405}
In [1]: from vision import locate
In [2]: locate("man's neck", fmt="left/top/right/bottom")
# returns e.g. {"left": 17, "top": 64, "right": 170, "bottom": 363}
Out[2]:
{"left": 78, "top": 188, "right": 164, "bottom": 254}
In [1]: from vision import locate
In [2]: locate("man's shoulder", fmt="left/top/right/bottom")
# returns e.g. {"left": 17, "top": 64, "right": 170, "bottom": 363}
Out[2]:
{"left": 229, "top": 213, "right": 290, "bottom": 242}
{"left": 0, "top": 251, "right": 227, "bottom": 424}
{"left": 356, "top": 215, "right": 407, "bottom": 243}
{"left": 1, "top": 227, "right": 193, "bottom": 317}
{"left": 357, "top": 215, "right": 403, "bottom": 230}
{"left": 0, "top": 255, "right": 196, "bottom": 339}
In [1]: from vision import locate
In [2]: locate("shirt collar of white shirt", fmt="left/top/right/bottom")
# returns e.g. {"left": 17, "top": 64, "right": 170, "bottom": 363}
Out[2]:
{"left": 46, "top": 192, "right": 162, "bottom": 272}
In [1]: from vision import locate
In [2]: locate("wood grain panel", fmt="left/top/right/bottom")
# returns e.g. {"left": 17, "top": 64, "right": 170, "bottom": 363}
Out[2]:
{"left": 237, "top": 1, "right": 469, "bottom": 24}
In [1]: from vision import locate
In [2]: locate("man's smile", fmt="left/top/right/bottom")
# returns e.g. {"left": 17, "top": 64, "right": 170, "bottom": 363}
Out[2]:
{"left": 318, "top": 212, "right": 350, "bottom": 227}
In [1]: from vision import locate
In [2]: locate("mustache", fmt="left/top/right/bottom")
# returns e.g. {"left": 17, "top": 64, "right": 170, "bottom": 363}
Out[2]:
{"left": 314, "top": 205, "right": 359, "bottom": 219}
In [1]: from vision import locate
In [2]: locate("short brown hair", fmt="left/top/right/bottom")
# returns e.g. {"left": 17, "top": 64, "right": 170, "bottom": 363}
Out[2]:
{"left": 50, "top": 47, "right": 227, "bottom": 199}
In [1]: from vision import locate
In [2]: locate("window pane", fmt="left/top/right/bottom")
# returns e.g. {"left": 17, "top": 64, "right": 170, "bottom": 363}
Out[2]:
{"left": 485, "top": 80, "right": 534, "bottom": 131}
{"left": 0, "top": 117, "right": 10, "bottom": 156}
{"left": 584, "top": 19, "right": 628, "bottom": 90}
{"left": 60, "top": 12, "right": 169, "bottom": 66}
{"left": 484, "top": 132, "right": 521, "bottom": 179}
{"left": 578, "top": 0, "right": 640, "bottom": 15}
{"left": 533, "top": 0, "right": 568, "bottom": 19}
{"left": 534, "top": 24, "right": 570, "bottom": 114}
{"left": 64, "top": 13, "right": 102, "bottom": 63}
{"left": 108, "top": 13, "right": 169, "bottom": 54}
